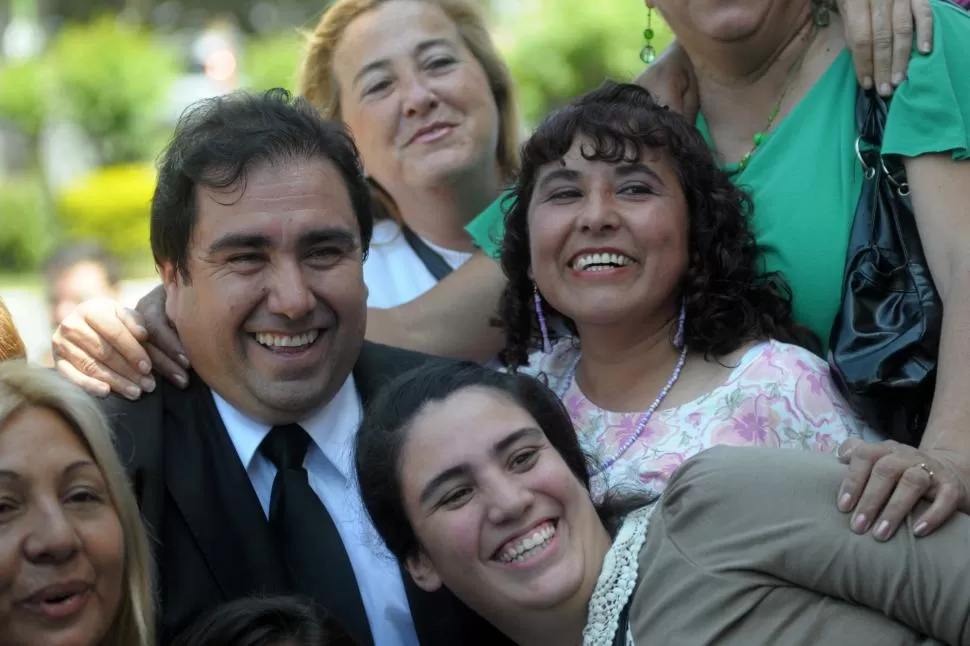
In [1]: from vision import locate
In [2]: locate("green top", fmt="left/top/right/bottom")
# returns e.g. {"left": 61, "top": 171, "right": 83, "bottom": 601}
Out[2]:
{"left": 466, "top": 0, "right": 970, "bottom": 344}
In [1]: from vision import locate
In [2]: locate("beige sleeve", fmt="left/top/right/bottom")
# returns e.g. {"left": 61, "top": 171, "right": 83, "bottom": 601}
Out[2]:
{"left": 657, "top": 445, "right": 970, "bottom": 645}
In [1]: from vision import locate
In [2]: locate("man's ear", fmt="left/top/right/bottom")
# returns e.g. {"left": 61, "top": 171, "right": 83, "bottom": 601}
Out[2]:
{"left": 159, "top": 262, "right": 179, "bottom": 288}
{"left": 159, "top": 262, "right": 181, "bottom": 323}
{"left": 404, "top": 550, "right": 443, "bottom": 593}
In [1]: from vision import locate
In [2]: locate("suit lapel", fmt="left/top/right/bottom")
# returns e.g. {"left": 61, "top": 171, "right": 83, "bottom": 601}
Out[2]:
{"left": 353, "top": 341, "right": 448, "bottom": 407}
{"left": 163, "top": 378, "right": 288, "bottom": 599}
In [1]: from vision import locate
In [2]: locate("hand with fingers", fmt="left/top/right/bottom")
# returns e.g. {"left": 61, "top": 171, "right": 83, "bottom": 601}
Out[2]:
{"left": 836, "top": 438, "right": 970, "bottom": 541}
{"left": 51, "top": 285, "right": 191, "bottom": 399}
{"left": 838, "top": 0, "right": 935, "bottom": 96}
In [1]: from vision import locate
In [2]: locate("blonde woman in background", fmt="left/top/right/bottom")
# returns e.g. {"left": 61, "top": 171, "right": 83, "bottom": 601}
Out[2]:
{"left": 302, "top": 0, "right": 520, "bottom": 310}
{"left": 0, "top": 361, "right": 155, "bottom": 645}
{"left": 0, "top": 300, "right": 26, "bottom": 362}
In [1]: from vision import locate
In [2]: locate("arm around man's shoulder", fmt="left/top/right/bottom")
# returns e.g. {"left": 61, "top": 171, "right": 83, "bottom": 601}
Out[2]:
{"left": 660, "top": 446, "right": 970, "bottom": 643}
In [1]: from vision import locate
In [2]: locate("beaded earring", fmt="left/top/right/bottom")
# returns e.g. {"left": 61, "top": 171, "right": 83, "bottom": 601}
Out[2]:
{"left": 533, "top": 283, "right": 553, "bottom": 354}
{"left": 673, "top": 299, "right": 687, "bottom": 349}
{"left": 640, "top": 8, "right": 657, "bottom": 64}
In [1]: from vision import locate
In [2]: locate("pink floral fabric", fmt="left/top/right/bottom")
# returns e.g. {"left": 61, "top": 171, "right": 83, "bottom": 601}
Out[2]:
{"left": 522, "top": 339, "right": 871, "bottom": 499}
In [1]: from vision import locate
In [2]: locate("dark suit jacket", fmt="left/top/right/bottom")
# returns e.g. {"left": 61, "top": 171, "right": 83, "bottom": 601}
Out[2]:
{"left": 103, "top": 341, "right": 510, "bottom": 645}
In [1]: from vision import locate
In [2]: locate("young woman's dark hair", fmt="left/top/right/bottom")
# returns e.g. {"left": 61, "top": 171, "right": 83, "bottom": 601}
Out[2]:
{"left": 498, "top": 81, "right": 817, "bottom": 370}
{"left": 171, "top": 596, "right": 351, "bottom": 646}
{"left": 355, "top": 360, "right": 647, "bottom": 563}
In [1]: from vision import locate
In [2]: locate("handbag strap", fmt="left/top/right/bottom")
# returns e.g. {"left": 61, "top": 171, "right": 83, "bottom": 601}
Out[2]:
{"left": 855, "top": 89, "right": 908, "bottom": 184}
{"left": 854, "top": 88, "right": 921, "bottom": 259}
{"left": 401, "top": 225, "right": 454, "bottom": 281}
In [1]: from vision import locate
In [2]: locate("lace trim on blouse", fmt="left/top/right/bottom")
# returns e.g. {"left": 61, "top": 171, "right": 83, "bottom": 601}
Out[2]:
{"left": 582, "top": 504, "right": 655, "bottom": 646}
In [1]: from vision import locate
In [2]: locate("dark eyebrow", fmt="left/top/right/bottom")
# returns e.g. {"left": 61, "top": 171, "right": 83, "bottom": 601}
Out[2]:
{"left": 353, "top": 38, "right": 455, "bottom": 89}
{"left": 208, "top": 228, "right": 359, "bottom": 257}
{"left": 535, "top": 168, "right": 582, "bottom": 193}
{"left": 207, "top": 233, "right": 272, "bottom": 256}
{"left": 418, "top": 427, "right": 544, "bottom": 506}
{"left": 615, "top": 162, "right": 665, "bottom": 186}
{"left": 297, "top": 228, "right": 359, "bottom": 252}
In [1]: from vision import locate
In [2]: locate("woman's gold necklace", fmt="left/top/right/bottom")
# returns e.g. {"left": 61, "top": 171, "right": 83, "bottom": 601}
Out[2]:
{"left": 735, "top": 21, "right": 822, "bottom": 171}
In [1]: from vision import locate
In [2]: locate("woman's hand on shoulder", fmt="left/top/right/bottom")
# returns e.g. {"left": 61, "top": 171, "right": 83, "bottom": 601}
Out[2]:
{"left": 634, "top": 0, "right": 935, "bottom": 112}
{"left": 835, "top": 438, "right": 970, "bottom": 540}
{"left": 51, "top": 285, "right": 190, "bottom": 399}
{"left": 838, "top": 0, "right": 934, "bottom": 96}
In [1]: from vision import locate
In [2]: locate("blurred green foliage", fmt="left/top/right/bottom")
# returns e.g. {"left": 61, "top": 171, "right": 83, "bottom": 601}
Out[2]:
{"left": 0, "top": 3, "right": 673, "bottom": 274}
{"left": 0, "top": 18, "right": 176, "bottom": 272}
{"left": 494, "top": 0, "right": 673, "bottom": 128}
{"left": 0, "top": 58, "right": 50, "bottom": 142}
{"left": 0, "top": 177, "right": 52, "bottom": 272}
{"left": 50, "top": 17, "right": 178, "bottom": 164}
{"left": 56, "top": 164, "right": 156, "bottom": 265}
{"left": 241, "top": 31, "right": 304, "bottom": 93}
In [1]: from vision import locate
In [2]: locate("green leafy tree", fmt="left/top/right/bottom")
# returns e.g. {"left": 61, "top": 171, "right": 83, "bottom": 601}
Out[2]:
{"left": 49, "top": 16, "right": 178, "bottom": 164}
{"left": 0, "top": 177, "right": 51, "bottom": 272}
{"left": 494, "top": 0, "right": 673, "bottom": 128}
{"left": 0, "top": 58, "right": 58, "bottom": 273}
{"left": 0, "top": 57, "right": 50, "bottom": 143}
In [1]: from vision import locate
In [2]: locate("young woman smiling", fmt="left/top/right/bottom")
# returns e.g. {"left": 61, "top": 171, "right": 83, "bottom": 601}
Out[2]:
{"left": 355, "top": 361, "right": 970, "bottom": 645}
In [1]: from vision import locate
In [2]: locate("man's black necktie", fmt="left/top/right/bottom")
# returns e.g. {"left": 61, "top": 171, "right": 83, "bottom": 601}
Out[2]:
{"left": 261, "top": 424, "right": 373, "bottom": 646}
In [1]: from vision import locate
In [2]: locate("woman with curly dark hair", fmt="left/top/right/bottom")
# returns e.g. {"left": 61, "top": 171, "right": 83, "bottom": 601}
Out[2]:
{"left": 499, "top": 82, "right": 874, "bottom": 499}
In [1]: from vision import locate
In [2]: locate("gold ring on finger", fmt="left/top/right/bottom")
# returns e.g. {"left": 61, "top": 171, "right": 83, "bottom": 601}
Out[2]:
{"left": 918, "top": 462, "right": 935, "bottom": 480}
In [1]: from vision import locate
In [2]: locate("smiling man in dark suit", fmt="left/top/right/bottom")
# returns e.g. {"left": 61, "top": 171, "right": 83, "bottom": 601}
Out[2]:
{"left": 103, "top": 88, "right": 502, "bottom": 646}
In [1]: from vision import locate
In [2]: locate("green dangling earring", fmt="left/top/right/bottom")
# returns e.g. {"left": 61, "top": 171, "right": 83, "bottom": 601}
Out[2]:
{"left": 812, "top": 0, "right": 831, "bottom": 27}
{"left": 640, "top": 8, "right": 656, "bottom": 65}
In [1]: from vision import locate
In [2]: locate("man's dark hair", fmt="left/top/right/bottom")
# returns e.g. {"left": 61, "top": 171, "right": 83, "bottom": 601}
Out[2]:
{"left": 171, "top": 596, "right": 352, "bottom": 646}
{"left": 43, "top": 241, "right": 121, "bottom": 288}
{"left": 151, "top": 88, "right": 375, "bottom": 282}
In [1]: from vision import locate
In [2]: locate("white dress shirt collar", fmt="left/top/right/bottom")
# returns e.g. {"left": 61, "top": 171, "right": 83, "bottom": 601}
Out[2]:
{"left": 209, "top": 377, "right": 420, "bottom": 646}
{"left": 214, "top": 376, "right": 360, "bottom": 480}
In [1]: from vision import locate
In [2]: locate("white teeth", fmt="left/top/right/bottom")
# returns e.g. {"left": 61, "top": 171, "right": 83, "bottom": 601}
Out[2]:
{"left": 496, "top": 523, "right": 556, "bottom": 564}
{"left": 571, "top": 252, "right": 634, "bottom": 271}
{"left": 254, "top": 330, "right": 320, "bottom": 348}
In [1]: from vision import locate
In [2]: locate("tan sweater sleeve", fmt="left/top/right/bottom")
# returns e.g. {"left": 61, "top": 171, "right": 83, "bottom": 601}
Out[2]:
{"left": 656, "top": 446, "right": 970, "bottom": 645}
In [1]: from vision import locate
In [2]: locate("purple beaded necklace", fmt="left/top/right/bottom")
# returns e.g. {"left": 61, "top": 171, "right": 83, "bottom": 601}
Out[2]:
{"left": 555, "top": 344, "right": 688, "bottom": 474}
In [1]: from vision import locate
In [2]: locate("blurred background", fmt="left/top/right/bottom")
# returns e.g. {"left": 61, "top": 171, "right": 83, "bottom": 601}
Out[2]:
{"left": 0, "top": 0, "right": 672, "bottom": 360}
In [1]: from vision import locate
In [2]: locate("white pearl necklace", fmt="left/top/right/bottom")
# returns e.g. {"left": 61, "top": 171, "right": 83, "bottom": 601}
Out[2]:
{"left": 556, "top": 345, "right": 688, "bottom": 474}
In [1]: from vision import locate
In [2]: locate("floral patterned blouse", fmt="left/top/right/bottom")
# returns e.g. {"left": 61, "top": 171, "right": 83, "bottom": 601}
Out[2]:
{"left": 520, "top": 339, "right": 872, "bottom": 499}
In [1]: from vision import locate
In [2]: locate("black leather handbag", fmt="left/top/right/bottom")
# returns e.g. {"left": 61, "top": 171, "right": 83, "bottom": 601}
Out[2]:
{"left": 827, "top": 89, "right": 943, "bottom": 446}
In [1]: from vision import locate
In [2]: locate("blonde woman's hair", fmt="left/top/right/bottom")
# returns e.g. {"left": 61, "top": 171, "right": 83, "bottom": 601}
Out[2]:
{"left": 0, "top": 362, "right": 155, "bottom": 646}
{"left": 0, "top": 300, "right": 26, "bottom": 362}
{"left": 300, "top": 0, "right": 520, "bottom": 219}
